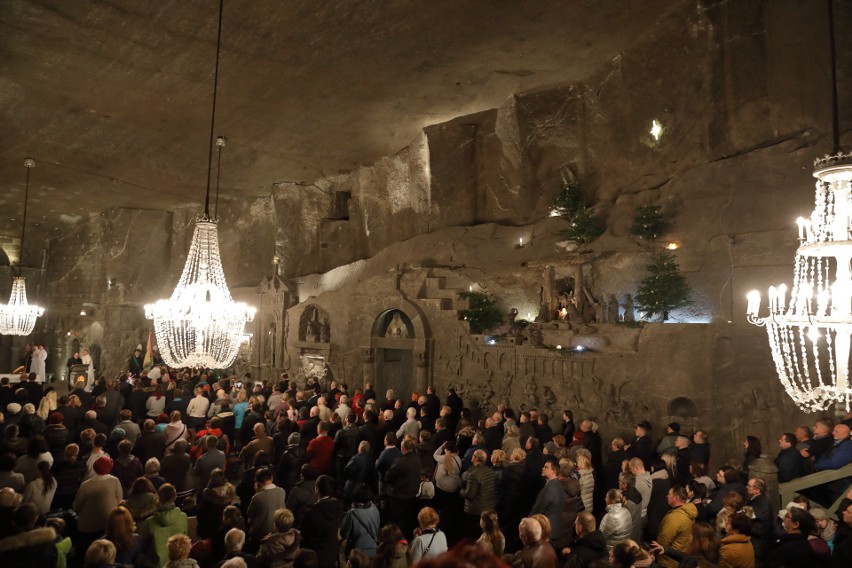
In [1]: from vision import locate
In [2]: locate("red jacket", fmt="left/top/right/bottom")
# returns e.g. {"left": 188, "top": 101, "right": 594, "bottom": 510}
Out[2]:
{"left": 306, "top": 435, "right": 334, "bottom": 474}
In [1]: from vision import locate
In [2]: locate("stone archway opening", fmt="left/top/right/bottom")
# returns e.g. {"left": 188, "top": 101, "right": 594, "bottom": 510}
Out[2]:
{"left": 371, "top": 309, "right": 417, "bottom": 399}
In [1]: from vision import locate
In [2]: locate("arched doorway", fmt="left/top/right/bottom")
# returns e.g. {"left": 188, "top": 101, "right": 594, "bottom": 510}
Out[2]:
{"left": 371, "top": 309, "right": 416, "bottom": 398}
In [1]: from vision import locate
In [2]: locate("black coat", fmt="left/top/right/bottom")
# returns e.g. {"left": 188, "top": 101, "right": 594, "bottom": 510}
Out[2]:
{"left": 776, "top": 446, "right": 806, "bottom": 483}
{"left": 627, "top": 434, "right": 654, "bottom": 470}
{"left": 300, "top": 498, "right": 345, "bottom": 568}
{"left": 277, "top": 444, "right": 306, "bottom": 493}
{"left": 385, "top": 451, "right": 421, "bottom": 499}
{"left": 564, "top": 530, "right": 607, "bottom": 568}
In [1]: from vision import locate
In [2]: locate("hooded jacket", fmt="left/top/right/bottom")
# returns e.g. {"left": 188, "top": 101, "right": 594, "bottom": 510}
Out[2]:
{"left": 256, "top": 528, "right": 302, "bottom": 568}
{"left": 138, "top": 504, "right": 189, "bottom": 568}
{"left": 657, "top": 502, "right": 698, "bottom": 568}
{"left": 719, "top": 533, "right": 755, "bottom": 568}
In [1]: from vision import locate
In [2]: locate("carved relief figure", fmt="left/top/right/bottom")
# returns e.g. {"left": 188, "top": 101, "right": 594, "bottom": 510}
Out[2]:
{"left": 606, "top": 294, "right": 619, "bottom": 323}
{"left": 385, "top": 312, "right": 410, "bottom": 338}
{"left": 319, "top": 317, "right": 331, "bottom": 343}
{"left": 306, "top": 315, "right": 321, "bottom": 343}
{"left": 523, "top": 375, "right": 539, "bottom": 409}
{"left": 623, "top": 294, "right": 636, "bottom": 322}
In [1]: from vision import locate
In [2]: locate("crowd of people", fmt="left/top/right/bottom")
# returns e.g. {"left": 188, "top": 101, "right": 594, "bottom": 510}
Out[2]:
{"left": 1, "top": 367, "right": 852, "bottom": 568}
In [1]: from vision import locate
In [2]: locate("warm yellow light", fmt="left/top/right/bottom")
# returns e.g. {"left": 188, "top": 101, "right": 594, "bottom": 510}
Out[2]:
{"left": 666, "top": 242, "right": 679, "bottom": 250}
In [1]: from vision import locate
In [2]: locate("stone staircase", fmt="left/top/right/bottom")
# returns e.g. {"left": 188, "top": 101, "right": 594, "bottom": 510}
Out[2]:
{"left": 416, "top": 268, "right": 470, "bottom": 316}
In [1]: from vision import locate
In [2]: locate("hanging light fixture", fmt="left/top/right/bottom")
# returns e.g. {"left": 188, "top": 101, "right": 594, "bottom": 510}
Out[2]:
{"left": 0, "top": 158, "right": 45, "bottom": 336}
{"left": 746, "top": 0, "right": 851, "bottom": 412}
{"left": 145, "top": 0, "right": 255, "bottom": 368}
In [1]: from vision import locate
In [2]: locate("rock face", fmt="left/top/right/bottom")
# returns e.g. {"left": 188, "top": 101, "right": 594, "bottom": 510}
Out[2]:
{"left": 14, "top": 0, "right": 851, "bottom": 464}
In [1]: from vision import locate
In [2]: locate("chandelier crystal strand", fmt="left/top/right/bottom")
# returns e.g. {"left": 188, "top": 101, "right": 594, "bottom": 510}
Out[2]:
{"left": 0, "top": 158, "right": 45, "bottom": 336}
{"left": 748, "top": 154, "right": 852, "bottom": 412}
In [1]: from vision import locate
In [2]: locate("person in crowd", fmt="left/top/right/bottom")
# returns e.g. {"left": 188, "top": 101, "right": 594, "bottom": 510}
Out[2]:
{"left": 656, "top": 423, "right": 680, "bottom": 457}
{"left": 74, "top": 456, "right": 123, "bottom": 550}
{"left": 530, "top": 456, "right": 566, "bottom": 549}
{"left": 372, "top": 524, "right": 408, "bottom": 568}
{"left": 743, "top": 436, "right": 762, "bottom": 479}
{"left": 816, "top": 423, "right": 852, "bottom": 471}
{"left": 112, "top": 439, "right": 143, "bottom": 496}
{"left": 744, "top": 477, "right": 772, "bottom": 566}
{"left": 0, "top": 451, "right": 25, "bottom": 493}
{"left": 247, "top": 467, "right": 287, "bottom": 549}
{"left": 286, "top": 465, "right": 318, "bottom": 528}
{"left": 476, "top": 510, "right": 505, "bottom": 557}
{"left": 22, "top": 459, "right": 56, "bottom": 514}
{"left": 121, "top": 476, "right": 160, "bottom": 523}
{"left": 655, "top": 485, "right": 698, "bottom": 568}
{"left": 715, "top": 491, "right": 745, "bottom": 536}
{"left": 84, "top": 539, "right": 118, "bottom": 568}
{"left": 161, "top": 438, "right": 191, "bottom": 491}
{"left": 194, "top": 435, "right": 227, "bottom": 494}
{"left": 137, "top": 483, "right": 188, "bottom": 568}
{"left": 299, "top": 474, "right": 344, "bottom": 568}
{"left": 832, "top": 500, "right": 852, "bottom": 565}
{"left": 135, "top": 419, "right": 166, "bottom": 466}
{"left": 165, "top": 533, "right": 199, "bottom": 568}
{"left": 461, "top": 448, "right": 498, "bottom": 538}
{"left": 707, "top": 465, "right": 746, "bottom": 518}
{"left": 103, "top": 506, "right": 141, "bottom": 566}
{"left": 51, "top": 442, "right": 86, "bottom": 510}
{"left": 197, "top": 467, "right": 238, "bottom": 540}
{"left": 15, "top": 435, "right": 53, "bottom": 484}
{"left": 506, "top": 517, "right": 557, "bottom": 568}
{"left": 408, "top": 506, "right": 448, "bottom": 564}
{"left": 599, "top": 488, "right": 633, "bottom": 554}
{"left": 385, "top": 437, "right": 421, "bottom": 537}
{"left": 341, "top": 482, "right": 380, "bottom": 559}
{"left": 625, "top": 421, "right": 654, "bottom": 470}
{"left": 652, "top": 521, "right": 721, "bottom": 567}
{"left": 769, "top": 507, "right": 830, "bottom": 567}
{"left": 576, "top": 451, "right": 595, "bottom": 515}
{"left": 719, "top": 512, "right": 755, "bottom": 568}
{"left": 562, "top": 511, "right": 607, "bottom": 568}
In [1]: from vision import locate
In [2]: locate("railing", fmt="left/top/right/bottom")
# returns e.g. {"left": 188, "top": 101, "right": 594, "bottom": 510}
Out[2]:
{"left": 777, "top": 462, "right": 852, "bottom": 520}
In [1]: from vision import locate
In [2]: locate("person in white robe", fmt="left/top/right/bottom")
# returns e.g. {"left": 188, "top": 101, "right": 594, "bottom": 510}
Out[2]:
{"left": 81, "top": 348, "right": 95, "bottom": 390}
{"left": 31, "top": 345, "right": 47, "bottom": 381}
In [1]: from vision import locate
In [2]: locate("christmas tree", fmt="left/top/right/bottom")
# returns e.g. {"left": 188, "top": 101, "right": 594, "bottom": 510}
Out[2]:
{"left": 458, "top": 291, "right": 503, "bottom": 333}
{"left": 631, "top": 204, "right": 669, "bottom": 241}
{"left": 635, "top": 250, "right": 691, "bottom": 321}
{"left": 551, "top": 178, "right": 604, "bottom": 243}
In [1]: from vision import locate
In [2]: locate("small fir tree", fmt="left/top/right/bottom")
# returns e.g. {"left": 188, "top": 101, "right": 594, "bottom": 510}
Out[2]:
{"left": 551, "top": 179, "right": 586, "bottom": 217}
{"left": 635, "top": 250, "right": 691, "bottom": 321}
{"left": 631, "top": 204, "right": 670, "bottom": 241}
{"left": 458, "top": 291, "right": 503, "bottom": 333}
{"left": 551, "top": 178, "right": 605, "bottom": 243}
{"left": 564, "top": 208, "right": 605, "bottom": 243}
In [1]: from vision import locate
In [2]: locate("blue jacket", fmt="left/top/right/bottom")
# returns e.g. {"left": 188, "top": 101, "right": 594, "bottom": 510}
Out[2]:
{"left": 816, "top": 439, "right": 852, "bottom": 470}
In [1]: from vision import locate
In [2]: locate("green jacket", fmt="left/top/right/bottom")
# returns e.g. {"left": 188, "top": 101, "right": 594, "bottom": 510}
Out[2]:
{"left": 657, "top": 502, "right": 698, "bottom": 568}
{"left": 461, "top": 463, "right": 497, "bottom": 515}
{"left": 138, "top": 504, "right": 188, "bottom": 568}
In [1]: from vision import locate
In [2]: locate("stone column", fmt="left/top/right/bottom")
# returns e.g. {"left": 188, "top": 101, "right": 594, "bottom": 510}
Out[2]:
{"left": 360, "top": 347, "right": 374, "bottom": 388}
{"left": 749, "top": 454, "right": 780, "bottom": 518}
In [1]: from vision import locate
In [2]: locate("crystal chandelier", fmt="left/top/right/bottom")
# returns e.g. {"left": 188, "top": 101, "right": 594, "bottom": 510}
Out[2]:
{"left": 0, "top": 158, "right": 45, "bottom": 336}
{"left": 144, "top": 0, "right": 255, "bottom": 368}
{"left": 747, "top": 154, "right": 852, "bottom": 412}
{"left": 746, "top": 0, "right": 849, "bottom": 412}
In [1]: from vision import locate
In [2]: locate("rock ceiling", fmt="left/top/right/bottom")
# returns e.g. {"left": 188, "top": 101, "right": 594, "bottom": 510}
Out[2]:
{"left": 0, "top": 0, "right": 678, "bottom": 249}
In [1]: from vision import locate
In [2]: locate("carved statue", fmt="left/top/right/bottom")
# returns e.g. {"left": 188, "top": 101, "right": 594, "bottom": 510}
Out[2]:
{"left": 623, "top": 294, "right": 636, "bottom": 322}
{"left": 306, "top": 315, "right": 321, "bottom": 343}
{"left": 526, "top": 323, "right": 544, "bottom": 347}
{"left": 319, "top": 317, "right": 331, "bottom": 342}
{"left": 385, "top": 312, "right": 410, "bottom": 338}
{"left": 501, "top": 370, "right": 514, "bottom": 399}
{"left": 542, "top": 386, "right": 557, "bottom": 415}
{"left": 606, "top": 294, "right": 619, "bottom": 323}
{"left": 523, "top": 374, "right": 539, "bottom": 409}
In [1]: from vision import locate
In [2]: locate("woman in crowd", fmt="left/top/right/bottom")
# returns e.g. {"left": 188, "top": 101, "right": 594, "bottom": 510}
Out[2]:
{"left": 233, "top": 389, "right": 249, "bottom": 431}
{"left": 600, "top": 489, "right": 633, "bottom": 554}
{"left": 720, "top": 512, "right": 755, "bottom": 568}
{"left": 576, "top": 451, "right": 595, "bottom": 515}
{"left": 103, "top": 506, "right": 141, "bottom": 566}
{"left": 120, "top": 476, "right": 159, "bottom": 522}
{"left": 409, "top": 507, "right": 448, "bottom": 564}
{"left": 373, "top": 524, "right": 408, "bottom": 568}
{"left": 164, "top": 411, "right": 190, "bottom": 450}
{"left": 610, "top": 539, "right": 654, "bottom": 568}
{"left": 212, "top": 505, "right": 246, "bottom": 562}
{"left": 22, "top": 459, "right": 56, "bottom": 514}
{"left": 476, "top": 510, "right": 505, "bottom": 557}
{"left": 14, "top": 435, "right": 53, "bottom": 484}
{"left": 197, "top": 468, "right": 238, "bottom": 540}
{"left": 112, "top": 439, "right": 143, "bottom": 496}
{"left": 743, "top": 436, "right": 762, "bottom": 479}
{"left": 146, "top": 385, "right": 167, "bottom": 419}
{"left": 715, "top": 491, "right": 744, "bottom": 536}
{"left": 51, "top": 442, "right": 86, "bottom": 510}
{"left": 256, "top": 508, "right": 301, "bottom": 568}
